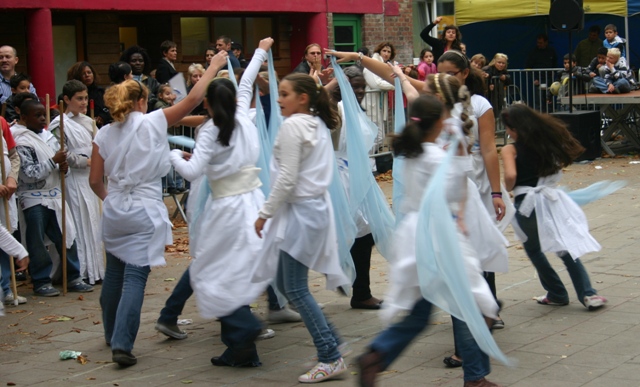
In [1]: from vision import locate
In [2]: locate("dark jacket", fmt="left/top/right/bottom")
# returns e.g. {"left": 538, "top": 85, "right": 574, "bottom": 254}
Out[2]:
{"left": 156, "top": 58, "right": 178, "bottom": 84}
{"left": 419, "top": 22, "right": 462, "bottom": 63}
{"left": 87, "top": 84, "right": 111, "bottom": 126}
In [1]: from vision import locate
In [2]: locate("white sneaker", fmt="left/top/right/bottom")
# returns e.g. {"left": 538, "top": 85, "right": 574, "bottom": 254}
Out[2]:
{"left": 584, "top": 295, "right": 607, "bottom": 310}
{"left": 298, "top": 357, "right": 347, "bottom": 383}
{"left": 4, "top": 293, "right": 27, "bottom": 305}
{"left": 268, "top": 307, "right": 302, "bottom": 324}
{"left": 256, "top": 328, "right": 275, "bottom": 341}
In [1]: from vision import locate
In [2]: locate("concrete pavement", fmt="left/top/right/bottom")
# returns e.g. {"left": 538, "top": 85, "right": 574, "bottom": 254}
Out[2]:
{"left": 1, "top": 156, "right": 639, "bottom": 386}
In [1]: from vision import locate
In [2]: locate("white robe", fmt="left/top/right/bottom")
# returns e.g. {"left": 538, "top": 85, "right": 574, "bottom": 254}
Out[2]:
{"left": 94, "top": 110, "right": 172, "bottom": 267}
{"left": 51, "top": 113, "right": 104, "bottom": 283}
{"left": 0, "top": 134, "right": 17, "bottom": 231}
{"left": 171, "top": 48, "right": 272, "bottom": 319}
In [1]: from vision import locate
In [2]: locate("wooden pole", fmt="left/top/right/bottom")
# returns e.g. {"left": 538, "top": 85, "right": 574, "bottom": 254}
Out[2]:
{"left": 58, "top": 100, "right": 68, "bottom": 295}
{"left": 0, "top": 135, "right": 19, "bottom": 305}
{"left": 45, "top": 94, "right": 51, "bottom": 127}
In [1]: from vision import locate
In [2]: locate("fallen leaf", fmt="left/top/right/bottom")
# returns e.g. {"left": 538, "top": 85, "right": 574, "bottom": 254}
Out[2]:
{"left": 181, "top": 381, "right": 193, "bottom": 384}
{"left": 77, "top": 355, "right": 89, "bottom": 365}
{"left": 8, "top": 382, "right": 16, "bottom": 386}
{"left": 57, "top": 316, "right": 73, "bottom": 321}
{"left": 93, "top": 321, "right": 101, "bottom": 325}
{"left": 164, "top": 278, "right": 176, "bottom": 282}
{"left": 77, "top": 295, "right": 84, "bottom": 301}
{"left": 86, "top": 377, "right": 96, "bottom": 380}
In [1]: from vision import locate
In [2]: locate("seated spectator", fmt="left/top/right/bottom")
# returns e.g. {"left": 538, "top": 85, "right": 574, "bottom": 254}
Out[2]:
{"left": 3, "top": 73, "right": 32, "bottom": 123}
{"left": 586, "top": 47, "right": 608, "bottom": 83}
{"left": 67, "top": 61, "right": 110, "bottom": 127}
{"left": 591, "top": 48, "right": 633, "bottom": 94}
{"left": 108, "top": 62, "right": 133, "bottom": 84}
{"left": 120, "top": 45, "right": 161, "bottom": 111}
{"left": 549, "top": 54, "right": 590, "bottom": 99}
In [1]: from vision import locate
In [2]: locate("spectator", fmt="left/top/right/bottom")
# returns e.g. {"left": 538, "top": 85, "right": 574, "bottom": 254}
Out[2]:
{"left": 586, "top": 47, "right": 608, "bottom": 83}
{"left": 3, "top": 73, "right": 32, "bottom": 123}
{"left": 575, "top": 25, "right": 602, "bottom": 67}
{"left": 416, "top": 48, "right": 437, "bottom": 81}
{"left": 108, "top": 62, "right": 133, "bottom": 84}
{"left": 187, "top": 63, "right": 206, "bottom": 116}
{"left": 204, "top": 47, "right": 216, "bottom": 69}
{"left": 67, "top": 61, "right": 110, "bottom": 127}
{"left": 156, "top": 40, "right": 178, "bottom": 84}
{"left": 591, "top": 48, "right": 633, "bottom": 94}
{"left": 292, "top": 43, "right": 333, "bottom": 84}
{"left": 120, "top": 45, "right": 161, "bottom": 111}
{"left": 525, "top": 34, "right": 558, "bottom": 111}
{"left": 215, "top": 36, "right": 241, "bottom": 70}
{"left": 419, "top": 17, "right": 463, "bottom": 63}
{"left": 482, "top": 53, "right": 512, "bottom": 117}
{"left": 470, "top": 54, "right": 487, "bottom": 69}
{"left": 603, "top": 24, "right": 626, "bottom": 60}
{"left": 231, "top": 42, "right": 248, "bottom": 68}
{"left": 548, "top": 54, "right": 590, "bottom": 99}
{"left": 0, "top": 46, "right": 37, "bottom": 105}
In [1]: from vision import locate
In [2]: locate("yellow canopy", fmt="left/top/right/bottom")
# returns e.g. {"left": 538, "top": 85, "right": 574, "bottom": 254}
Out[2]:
{"left": 455, "top": 0, "right": 628, "bottom": 25}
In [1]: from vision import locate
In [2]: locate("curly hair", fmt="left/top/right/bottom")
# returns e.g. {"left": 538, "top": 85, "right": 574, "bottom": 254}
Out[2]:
{"left": 119, "top": 45, "right": 153, "bottom": 75}
{"left": 373, "top": 42, "right": 396, "bottom": 62}
{"left": 103, "top": 80, "right": 149, "bottom": 122}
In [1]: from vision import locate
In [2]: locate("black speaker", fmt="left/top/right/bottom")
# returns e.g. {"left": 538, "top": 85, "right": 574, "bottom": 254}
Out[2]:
{"left": 549, "top": 0, "right": 584, "bottom": 31}
{"left": 551, "top": 110, "right": 601, "bottom": 161}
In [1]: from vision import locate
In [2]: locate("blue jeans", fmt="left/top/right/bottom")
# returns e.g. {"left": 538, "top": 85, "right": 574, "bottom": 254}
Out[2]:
{"left": 267, "top": 285, "right": 281, "bottom": 311}
{"left": 23, "top": 204, "right": 81, "bottom": 290}
{"left": 217, "top": 305, "right": 263, "bottom": 366}
{"left": 158, "top": 266, "right": 193, "bottom": 325}
{"left": 276, "top": 250, "right": 341, "bottom": 363}
{"left": 0, "top": 250, "right": 10, "bottom": 295}
{"left": 452, "top": 317, "right": 491, "bottom": 381}
{"left": 515, "top": 196, "right": 596, "bottom": 305}
{"left": 592, "top": 76, "right": 631, "bottom": 93}
{"left": 370, "top": 299, "right": 490, "bottom": 381}
{"left": 100, "top": 252, "right": 150, "bottom": 352}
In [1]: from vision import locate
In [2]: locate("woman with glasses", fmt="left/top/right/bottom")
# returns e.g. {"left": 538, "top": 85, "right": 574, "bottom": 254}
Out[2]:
{"left": 293, "top": 43, "right": 334, "bottom": 84}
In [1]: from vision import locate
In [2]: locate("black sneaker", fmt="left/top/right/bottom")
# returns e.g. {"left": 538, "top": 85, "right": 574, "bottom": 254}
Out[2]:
{"left": 34, "top": 285, "right": 60, "bottom": 297}
{"left": 112, "top": 350, "right": 137, "bottom": 366}
{"left": 15, "top": 271, "right": 27, "bottom": 281}
{"left": 68, "top": 282, "right": 94, "bottom": 293}
{"left": 155, "top": 320, "right": 187, "bottom": 340}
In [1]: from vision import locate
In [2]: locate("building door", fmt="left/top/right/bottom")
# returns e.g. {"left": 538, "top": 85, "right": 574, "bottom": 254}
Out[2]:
{"left": 333, "top": 15, "right": 362, "bottom": 55}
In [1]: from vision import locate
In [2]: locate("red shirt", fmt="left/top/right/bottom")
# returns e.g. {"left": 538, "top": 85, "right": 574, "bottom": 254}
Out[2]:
{"left": 0, "top": 117, "right": 16, "bottom": 150}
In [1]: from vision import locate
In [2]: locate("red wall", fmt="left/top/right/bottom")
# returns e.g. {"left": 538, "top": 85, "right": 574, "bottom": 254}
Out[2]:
{"left": 2, "top": 0, "right": 382, "bottom": 13}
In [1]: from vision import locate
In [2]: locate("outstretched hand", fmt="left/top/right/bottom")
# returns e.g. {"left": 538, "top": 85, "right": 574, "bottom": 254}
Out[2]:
{"left": 210, "top": 50, "right": 228, "bottom": 69}
{"left": 258, "top": 37, "right": 274, "bottom": 52}
{"left": 324, "top": 49, "right": 359, "bottom": 64}
{"left": 388, "top": 62, "right": 404, "bottom": 79}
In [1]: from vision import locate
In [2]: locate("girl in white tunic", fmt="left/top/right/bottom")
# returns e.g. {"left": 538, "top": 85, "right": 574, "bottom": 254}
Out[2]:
{"left": 89, "top": 51, "right": 228, "bottom": 367}
{"left": 358, "top": 95, "right": 502, "bottom": 387}
{"left": 501, "top": 104, "right": 607, "bottom": 310}
{"left": 50, "top": 80, "right": 104, "bottom": 285}
{"left": 169, "top": 38, "right": 274, "bottom": 367}
{"left": 254, "top": 73, "right": 350, "bottom": 383}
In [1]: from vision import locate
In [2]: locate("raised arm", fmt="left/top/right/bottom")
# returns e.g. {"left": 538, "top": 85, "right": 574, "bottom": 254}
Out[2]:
{"left": 237, "top": 38, "right": 274, "bottom": 115}
{"left": 162, "top": 51, "right": 228, "bottom": 127}
{"left": 389, "top": 63, "right": 420, "bottom": 103}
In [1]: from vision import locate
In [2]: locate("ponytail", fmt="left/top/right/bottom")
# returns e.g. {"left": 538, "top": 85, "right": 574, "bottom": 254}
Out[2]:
{"left": 103, "top": 79, "right": 148, "bottom": 122}
{"left": 392, "top": 95, "right": 443, "bottom": 158}
{"left": 206, "top": 78, "right": 236, "bottom": 146}
{"left": 427, "top": 73, "right": 472, "bottom": 135}
{"left": 457, "top": 85, "right": 473, "bottom": 135}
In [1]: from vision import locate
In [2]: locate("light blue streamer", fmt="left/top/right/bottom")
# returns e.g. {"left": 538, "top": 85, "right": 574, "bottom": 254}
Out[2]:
{"left": 328, "top": 159, "right": 357, "bottom": 293}
{"left": 226, "top": 58, "right": 238, "bottom": 90}
{"left": 267, "top": 49, "right": 283, "bottom": 147}
{"left": 415, "top": 139, "right": 514, "bottom": 367}
{"left": 254, "top": 85, "right": 272, "bottom": 196}
{"left": 392, "top": 77, "right": 406, "bottom": 223}
{"left": 330, "top": 57, "right": 395, "bottom": 260}
{"left": 566, "top": 180, "right": 627, "bottom": 206}
{"left": 167, "top": 135, "right": 195, "bottom": 149}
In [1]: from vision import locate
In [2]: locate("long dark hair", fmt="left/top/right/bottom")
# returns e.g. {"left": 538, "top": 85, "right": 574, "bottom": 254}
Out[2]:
{"left": 67, "top": 61, "right": 99, "bottom": 85}
{"left": 283, "top": 73, "right": 340, "bottom": 130}
{"left": 438, "top": 50, "right": 485, "bottom": 96}
{"left": 501, "top": 104, "right": 585, "bottom": 176}
{"left": 206, "top": 78, "right": 236, "bottom": 146}
{"left": 440, "top": 25, "right": 463, "bottom": 51}
{"left": 392, "top": 95, "right": 443, "bottom": 158}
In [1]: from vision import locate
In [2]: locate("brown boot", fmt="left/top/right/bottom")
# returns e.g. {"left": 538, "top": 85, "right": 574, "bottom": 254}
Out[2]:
{"left": 463, "top": 377, "right": 502, "bottom": 387}
{"left": 357, "top": 349, "right": 384, "bottom": 387}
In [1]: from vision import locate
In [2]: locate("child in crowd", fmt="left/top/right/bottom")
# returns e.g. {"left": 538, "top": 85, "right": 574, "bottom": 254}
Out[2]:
{"left": 12, "top": 100, "right": 94, "bottom": 297}
{"left": 470, "top": 54, "right": 486, "bottom": 69}
{"left": 416, "top": 48, "right": 437, "bottom": 81}
{"left": 548, "top": 54, "right": 590, "bottom": 98}
{"left": 501, "top": 104, "right": 607, "bottom": 310}
{"left": 591, "top": 48, "right": 633, "bottom": 94}
{"left": 4, "top": 73, "right": 32, "bottom": 123}
{"left": 49, "top": 80, "right": 104, "bottom": 285}
{"left": 154, "top": 84, "right": 176, "bottom": 110}
{"left": 482, "top": 53, "right": 511, "bottom": 116}
{"left": 587, "top": 47, "right": 608, "bottom": 81}
{"left": 603, "top": 24, "right": 626, "bottom": 59}
{"left": 108, "top": 62, "right": 133, "bottom": 84}
{"left": 254, "top": 73, "right": 351, "bottom": 383}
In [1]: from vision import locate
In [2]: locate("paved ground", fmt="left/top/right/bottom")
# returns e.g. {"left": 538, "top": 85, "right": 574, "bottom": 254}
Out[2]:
{"left": 1, "top": 155, "right": 640, "bottom": 387}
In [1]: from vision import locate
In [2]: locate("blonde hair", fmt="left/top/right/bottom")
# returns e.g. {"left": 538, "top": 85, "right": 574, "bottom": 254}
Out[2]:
{"left": 216, "top": 70, "right": 229, "bottom": 79}
{"left": 488, "top": 53, "right": 508, "bottom": 68}
{"left": 608, "top": 48, "right": 621, "bottom": 59}
{"left": 104, "top": 80, "right": 148, "bottom": 122}
{"left": 187, "top": 63, "right": 206, "bottom": 87}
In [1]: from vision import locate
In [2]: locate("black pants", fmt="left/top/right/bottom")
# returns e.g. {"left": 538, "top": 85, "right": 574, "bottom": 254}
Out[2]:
{"left": 350, "top": 233, "right": 375, "bottom": 302}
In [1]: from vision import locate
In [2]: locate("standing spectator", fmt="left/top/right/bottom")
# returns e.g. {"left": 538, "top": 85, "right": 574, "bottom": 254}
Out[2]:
{"left": 3, "top": 73, "right": 32, "bottom": 123}
{"left": 419, "top": 17, "right": 463, "bottom": 63}
{"left": 204, "top": 47, "right": 216, "bottom": 69}
{"left": 416, "top": 48, "right": 437, "bottom": 81}
{"left": 575, "top": 26, "right": 602, "bottom": 67}
{"left": 108, "top": 62, "right": 133, "bottom": 84}
{"left": 0, "top": 46, "right": 37, "bottom": 105}
{"left": 215, "top": 36, "right": 241, "bottom": 70}
{"left": 186, "top": 64, "right": 206, "bottom": 116}
{"left": 67, "top": 62, "right": 110, "bottom": 127}
{"left": 120, "top": 45, "right": 161, "bottom": 111}
{"left": 482, "top": 53, "right": 511, "bottom": 117}
{"left": 603, "top": 24, "right": 627, "bottom": 60}
{"left": 156, "top": 40, "right": 178, "bottom": 84}
{"left": 525, "top": 34, "right": 558, "bottom": 112}
{"left": 231, "top": 42, "right": 248, "bottom": 68}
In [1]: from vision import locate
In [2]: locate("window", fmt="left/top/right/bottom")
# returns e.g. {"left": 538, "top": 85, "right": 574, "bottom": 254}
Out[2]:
{"left": 180, "top": 17, "right": 210, "bottom": 56}
{"left": 333, "top": 15, "right": 362, "bottom": 54}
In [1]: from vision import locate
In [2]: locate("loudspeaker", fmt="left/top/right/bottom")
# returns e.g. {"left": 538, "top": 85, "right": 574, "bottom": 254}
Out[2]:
{"left": 551, "top": 110, "right": 601, "bottom": 161}
{"left": 549, "top": 0, "right": 584, "bottom": 31}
